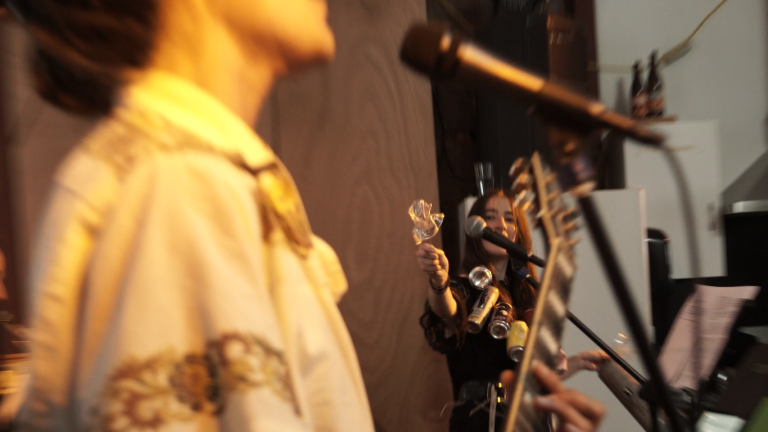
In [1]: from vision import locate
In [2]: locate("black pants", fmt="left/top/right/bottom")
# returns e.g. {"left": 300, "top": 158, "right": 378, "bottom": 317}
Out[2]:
{"left": 448, "top": 399, "right": 507, "bottom": 432}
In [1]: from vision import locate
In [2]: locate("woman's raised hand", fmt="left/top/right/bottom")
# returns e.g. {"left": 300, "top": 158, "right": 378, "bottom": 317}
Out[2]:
{"left": 560, "top": 350, "right": 611, "bottom": 381}
{"left": 415, "top": 243, "right": 449, "bottom": 287}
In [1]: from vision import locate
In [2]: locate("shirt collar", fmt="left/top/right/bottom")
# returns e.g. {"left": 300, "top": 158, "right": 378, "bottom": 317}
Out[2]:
{"left": 120, "top": 69, "right": 275, "bottom": 171}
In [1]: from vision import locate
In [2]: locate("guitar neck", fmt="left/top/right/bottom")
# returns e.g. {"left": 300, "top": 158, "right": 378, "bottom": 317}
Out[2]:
{"left": 503, "top": 239, "right": 574, "bottom": 432}
{"left": 504, "top": 152, "right": 580, "bottom": 432}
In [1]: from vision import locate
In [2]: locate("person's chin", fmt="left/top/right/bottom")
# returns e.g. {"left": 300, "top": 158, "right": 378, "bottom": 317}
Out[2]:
{"left": 483, "top": 245, "right": 508, "bottom": 259}
{"left": 316, "top": 30, "right": 336, "bottom": 61}
{"left": 283, "top": 36, "right": 335, "bottom": 74}
{"left": 315, "top": 37, "right": 336, "bottom": 62}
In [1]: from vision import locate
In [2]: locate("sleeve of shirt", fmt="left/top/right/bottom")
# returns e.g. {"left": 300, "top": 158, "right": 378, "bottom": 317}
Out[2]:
{"left": 418, "top": 279, "right": 469, "bottom": 354}
{"left": 23, "top": 150, "right": 311, "bottom": 431}
{"left": 21, "top": 176, "right": 103, "bottom": 432}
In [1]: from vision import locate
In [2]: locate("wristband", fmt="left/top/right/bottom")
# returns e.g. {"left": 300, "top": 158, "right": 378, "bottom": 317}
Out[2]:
{"left": 430, "top": 277, "right": 449, "bottom": 295}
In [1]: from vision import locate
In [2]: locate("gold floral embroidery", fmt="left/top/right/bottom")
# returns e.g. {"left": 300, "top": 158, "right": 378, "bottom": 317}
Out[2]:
{"left": 81, "top": 108, "right": 313, "bottom": 257}
{"left": 88, "top": 333, "right": 296, "bottom": 431}
{"left": 254, "top": 166, "right": 313, "bottom": 258}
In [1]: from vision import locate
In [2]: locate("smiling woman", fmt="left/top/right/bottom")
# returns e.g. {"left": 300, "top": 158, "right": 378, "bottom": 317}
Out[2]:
{"left": 7, "top": 0, "right": 374, "bottom": 431}
{"left": 415, "top": 188, "right": 608, "bottom": 431}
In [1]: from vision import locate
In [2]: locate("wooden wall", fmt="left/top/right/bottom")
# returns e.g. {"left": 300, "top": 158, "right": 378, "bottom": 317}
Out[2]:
{"left": 267, "top": 1, "right": 449, "bottom": 430}
{"left": 1, "top": 22, "right": 98, "bottom": 324}
{"left": 0, "top": 15, "right": 18, "bottom": 320}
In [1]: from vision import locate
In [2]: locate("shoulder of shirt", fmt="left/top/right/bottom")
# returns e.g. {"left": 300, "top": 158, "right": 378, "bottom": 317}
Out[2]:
{"left": 53, "top": 109, "right": 263, "bottom": 211}
{"left": 81, "top": 109, "right": 261, "bottom": 178}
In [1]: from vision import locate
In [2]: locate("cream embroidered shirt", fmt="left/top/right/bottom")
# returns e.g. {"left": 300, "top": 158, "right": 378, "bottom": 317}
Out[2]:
{"left": 21, "top": 70, "right": 375, "bottom": 432}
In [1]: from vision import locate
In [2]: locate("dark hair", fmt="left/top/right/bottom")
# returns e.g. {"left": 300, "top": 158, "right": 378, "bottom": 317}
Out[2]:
{"left": 9, "top": 0, "right": 159, "bottom": 115}
{"left": 461, "top": 189, "right": 538, "bottom": 317}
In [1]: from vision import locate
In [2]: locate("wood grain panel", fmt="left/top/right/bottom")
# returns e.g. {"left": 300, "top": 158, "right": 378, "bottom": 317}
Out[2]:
{"left": 270, "top": 1, "right": 451, "bottom": 430}
{"left": 1, "top": 23, "right": 97, "bottom": 324}
{"left": 0, "top": 19, "right": 21, "bottom": 324}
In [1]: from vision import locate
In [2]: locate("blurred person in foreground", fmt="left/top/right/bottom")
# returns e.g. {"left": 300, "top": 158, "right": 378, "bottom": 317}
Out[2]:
{"left": 10, "top": 0, "right": 372, "bottom": 430}
{"left": 5, "top": 0, "right": 604, "bottom": 430}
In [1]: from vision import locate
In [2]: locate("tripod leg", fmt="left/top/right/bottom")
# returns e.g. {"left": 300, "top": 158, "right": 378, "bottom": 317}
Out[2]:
{"left": 578, "top": 195, "right": 686, "bottom": 432}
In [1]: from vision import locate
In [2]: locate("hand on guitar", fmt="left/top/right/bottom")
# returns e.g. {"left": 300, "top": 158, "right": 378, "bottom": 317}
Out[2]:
{"left": 559, "top": 349, "right": 611, "bottom": 381}
{"left": 501, "top": 361, "right": 606, "bottom": 432}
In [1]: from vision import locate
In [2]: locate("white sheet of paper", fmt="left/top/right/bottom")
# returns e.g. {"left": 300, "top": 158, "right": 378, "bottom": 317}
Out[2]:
{"left": 658, "top": 284, "right": 760, "bottom": 389}
{"left": 695, "top": 411, "right": 746, "bottom": 432}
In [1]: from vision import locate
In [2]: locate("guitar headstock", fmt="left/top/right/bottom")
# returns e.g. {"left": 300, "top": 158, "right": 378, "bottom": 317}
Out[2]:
{"left": 504, "top": 152, "right": 579, "bottom": 432}
{"left": 509, "top": 153, "right": 579, "bottom": 252}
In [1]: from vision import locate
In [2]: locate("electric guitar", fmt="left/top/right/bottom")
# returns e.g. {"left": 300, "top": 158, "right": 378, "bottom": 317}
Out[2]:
{"left": 503, "top": 152, "right": 580, "bottom": 432}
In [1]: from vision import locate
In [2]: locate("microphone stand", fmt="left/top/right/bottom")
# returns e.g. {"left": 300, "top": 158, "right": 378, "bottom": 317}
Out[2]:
{"left": 512, "top": 264, "right": 646, "bottom": 384}
{"left": 538, "top": 122, "right": 687, "bottom": 432}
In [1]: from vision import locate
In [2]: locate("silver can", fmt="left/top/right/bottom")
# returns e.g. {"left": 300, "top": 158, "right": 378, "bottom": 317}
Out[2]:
{"left": 467, "top": 287, "right": 500, "bottom": 333}
{"left": 488, "top": 302, "right": 514, "bottom": 339}
{"left": 468, "top": 266, "right": 493, "bottom": 290}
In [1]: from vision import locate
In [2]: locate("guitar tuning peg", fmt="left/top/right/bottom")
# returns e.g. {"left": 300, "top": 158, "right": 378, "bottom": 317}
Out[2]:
{"left": 562, "top": 207, "right": 579, "bottom": 223}
{"left": 508, "top": 157, "right": 530, "bottom": 181}
{"left": 519, "top": 201, "right": 540, "bottom": 227}
{"left": 513, "top": 190, "right": 529, "bottom": 207}
{"left": 515, "top": 191, "right": 538, "bottom": 215}
{"left": 511, "top": 172, "right": 532, "bottom": 195}
{"left": 547, "top": 192, "right": 560, "bottom": 203}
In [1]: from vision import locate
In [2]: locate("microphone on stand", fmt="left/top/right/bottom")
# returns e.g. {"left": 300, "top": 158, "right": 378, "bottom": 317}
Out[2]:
{"left": 464, "top": 215, "right": 547, "bottom": 267}
{"left": 399, "top": 23, "right": 664, "bottom": 146}
{"left": 512, "top": 260, "right": 540, "bottom": 288}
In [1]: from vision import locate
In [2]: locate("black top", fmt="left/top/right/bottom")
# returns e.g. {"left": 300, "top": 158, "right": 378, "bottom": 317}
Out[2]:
{"left": 420, "top": 277, "right": 519, "bottom": 399}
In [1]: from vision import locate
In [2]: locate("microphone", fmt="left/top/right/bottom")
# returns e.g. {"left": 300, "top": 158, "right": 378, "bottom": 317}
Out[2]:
{"left": 465, "top": 216, "right": 546, "bottom": 267}
{"left": 399, "top": 23, "right": 664, "bottom": 146}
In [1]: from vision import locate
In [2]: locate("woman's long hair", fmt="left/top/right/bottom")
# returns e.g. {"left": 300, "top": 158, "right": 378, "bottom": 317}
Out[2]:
{"left": 460, "top": 189, "right": 538, "bottom": 318}
{"left": 8, "top": 0, "right": 159, "bottom": 115}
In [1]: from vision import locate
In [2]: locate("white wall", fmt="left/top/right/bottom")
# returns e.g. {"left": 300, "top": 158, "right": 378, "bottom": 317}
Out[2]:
{"left": 561, "top": 189, "right": 651, "bottom": 432}
{"left": 595, "top": 0, "right": 768, "bottom": 190}
{"left": 626, "top": 121, "right": 725, "bottom": 279}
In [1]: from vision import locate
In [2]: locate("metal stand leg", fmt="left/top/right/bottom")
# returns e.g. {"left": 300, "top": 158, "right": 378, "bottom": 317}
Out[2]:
{"left": 515, "top": 266, "right": 646, "bottom": 384}
{"left": 578, "top": 195, "right": 686, "bottom": 432}
{"left": 566, "top": 311, "right": 646, "bottom": 384}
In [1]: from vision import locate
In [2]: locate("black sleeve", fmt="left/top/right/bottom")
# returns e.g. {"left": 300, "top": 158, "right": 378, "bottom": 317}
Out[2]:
{"left": 419, "top": 279, "right": 471, "bottom": 354}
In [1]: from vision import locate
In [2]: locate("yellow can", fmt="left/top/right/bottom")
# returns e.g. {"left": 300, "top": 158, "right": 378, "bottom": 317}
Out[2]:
{"left": 506, "top": 320, "right": 529, "bottom": 362}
